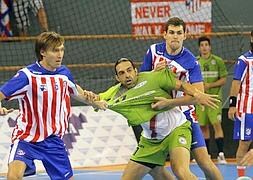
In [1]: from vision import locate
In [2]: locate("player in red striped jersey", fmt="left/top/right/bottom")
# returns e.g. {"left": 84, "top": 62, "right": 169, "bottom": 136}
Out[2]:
{"left": 228, "top": 30, "right": 253, "bottom": 178}
{"left": 0, "top": 31, "right": 106, "bottom": 180}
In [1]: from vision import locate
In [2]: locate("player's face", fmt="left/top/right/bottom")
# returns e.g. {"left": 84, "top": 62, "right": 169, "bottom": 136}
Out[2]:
{"left": 115, "top": 61, "right": 138, "bottom": 89}
{"left": 199, "top": 41, "right": 211, "bottom": 56}
{"left": 40, "top": 44, "right": 65, "bottom": 71}
{"left": 163, "top": 25, "right": 186, "bottom": 53}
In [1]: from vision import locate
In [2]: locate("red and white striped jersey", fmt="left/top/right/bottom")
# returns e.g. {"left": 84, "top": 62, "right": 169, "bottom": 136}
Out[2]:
{"left": 233, "top": 51, "right": 253, "bottom": 114}
{"left": 0, "top": 62, "right": 78, "bottom": 143}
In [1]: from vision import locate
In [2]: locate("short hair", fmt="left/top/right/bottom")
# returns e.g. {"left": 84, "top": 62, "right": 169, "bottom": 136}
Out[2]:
{"left": 35, "top": 31, "right": 64, "bottom": 61}
{"left": 251, "top": 30, "right": 253, "bottom": 37}
{"left": 114, "top": 58, "right": 136, "bottom": 75}
{"left": 198, "top": 36, "right": 211, "bottom": 46}
{"left": 164, "top": 17, "right": 186, "bottom": 32}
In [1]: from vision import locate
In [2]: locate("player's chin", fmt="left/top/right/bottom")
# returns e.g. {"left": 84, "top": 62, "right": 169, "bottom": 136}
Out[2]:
{"left": 55, "top": 62, "right": 62, "bottom": 67}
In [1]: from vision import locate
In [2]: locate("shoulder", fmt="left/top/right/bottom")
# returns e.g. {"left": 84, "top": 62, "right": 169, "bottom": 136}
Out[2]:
{"left": 149, "top": 42, "right": 166, "bottom": 52}
{"left": 56, "top": 65, "right": 71, "bottom": 74}
{"left": 238, "top": 51, "right": 253, "bottom": 63}
{"left": 211, "top": 54, "right": 223, "bottom": 61}
{"left": 180, "top": 47, "right": 198, "bottom": 67}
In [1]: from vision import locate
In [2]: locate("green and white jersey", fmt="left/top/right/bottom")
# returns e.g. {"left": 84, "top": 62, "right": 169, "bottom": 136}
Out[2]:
{"left": 99, "top": 69, "right": 187, "bottom": 139}
{"left": 197, "top": 54, "right": 228, "bottom": 98}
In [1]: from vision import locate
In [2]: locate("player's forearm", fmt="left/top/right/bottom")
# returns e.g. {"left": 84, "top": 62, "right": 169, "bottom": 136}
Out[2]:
{"left": 208, "top": 77, "right": 227, "bottom": 89}
{"left": 74, "top": 85, "right": 96, "bottom": 105}
{"left": 169, "top": 95, "right": 197, "bottom": 106}
{"left": 229, "top": 80, "right": 241, "bottom": 97}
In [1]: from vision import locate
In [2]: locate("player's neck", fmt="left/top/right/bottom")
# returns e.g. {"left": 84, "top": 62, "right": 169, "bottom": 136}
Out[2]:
{"left": 201, "top": 53, "right": 211, "bottom": 60}
{"left": 39, "top": 60, "right": 57, "bottom": 71}
{"left": 166, "top": 46, "right": 182, "bottom": 55}
{"left": 115, "top": 86, "right": 128, "bottom": 99}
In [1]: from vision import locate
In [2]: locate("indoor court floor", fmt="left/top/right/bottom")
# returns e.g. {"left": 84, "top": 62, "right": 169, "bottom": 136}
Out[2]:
{"left": 0, "top": 163, "right": 253, "bottom": 180}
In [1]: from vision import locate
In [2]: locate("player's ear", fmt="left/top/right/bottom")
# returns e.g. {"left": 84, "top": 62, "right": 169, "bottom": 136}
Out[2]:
{"left": 163, "top": 31, "right": 167, "bottom": 39}
{"left": 183, "top": 32, "right": 187, "bottom": 40}
{"left": 115, "top": 75, "right": 120, "bottom": 82}
{"left": 40, "top": 49, "right": 45, "bottom": 57}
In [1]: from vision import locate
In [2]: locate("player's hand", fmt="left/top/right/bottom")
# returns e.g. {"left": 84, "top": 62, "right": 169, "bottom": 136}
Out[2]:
{"left": 240, "top": 149, "right": 253, "bottom": 166}
{"left": 228, "top": 107, "right": 237, "bottom": 121}
{"left": 154, "top": 60, "right": 167, "bottom": 71}
{"left": 83, "top": 90, "right": 99, "bottom": 102}
{"left": 193, "top": 90, "right": 220, "bottom": 109}
{"left": 92, "top": 100, "right": 108, "bottom": 111}
{"left": 0, "top": 107, "right": 14, "bottom": 116}
{"left": 151, "top": 97, "right": 174, "bottom": 110}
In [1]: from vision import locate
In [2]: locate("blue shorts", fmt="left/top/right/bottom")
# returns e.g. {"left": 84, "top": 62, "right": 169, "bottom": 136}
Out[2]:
{"left": 233, "top": 113, "right": 253, "bottom": 140}
{"left": 8, "top": 135, "right": 73, "bottom": 180}
{"left": 183, "top": 109, "right": 206, "bottom": 149}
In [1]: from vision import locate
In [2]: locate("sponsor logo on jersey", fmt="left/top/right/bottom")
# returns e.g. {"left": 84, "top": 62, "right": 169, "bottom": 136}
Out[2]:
{"left": 179, "top": 136, "right": 187, "bottom": 145}
{"left": 133, "top": 81, "right": 147, "bottom": 89}
{"left": 246, "top": 128, "right": 251, "bottom": 136}
{"left": 40, "top": 84, "right": 47, "bottom": 91}
{"left": 17, "top": 149, "right": 25, "bottom": 156}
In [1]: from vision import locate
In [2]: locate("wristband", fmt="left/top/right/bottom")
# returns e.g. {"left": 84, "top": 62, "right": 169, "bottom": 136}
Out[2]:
{"left": 229, "top": 96, "right": 237, "bottom": 107}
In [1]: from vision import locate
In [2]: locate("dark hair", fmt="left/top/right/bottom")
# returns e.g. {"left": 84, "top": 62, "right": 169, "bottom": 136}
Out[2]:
{"left": 35, "top": 31, "right": 64, "bottom": 61}
{"left": 251, "top": 30, "right": 253, "bottom": 36}
{"left": 164, "top": 17, "right": 186, "bottom": 32}
{"left": 198, "top": 36, "right": 211, "bottom": 46}
{"left": 114, "top": 58, "right": 136, "bottom": 75}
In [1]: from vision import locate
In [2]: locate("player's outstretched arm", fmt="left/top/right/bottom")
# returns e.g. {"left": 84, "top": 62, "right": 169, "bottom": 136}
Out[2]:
{"left": 72, "top": 84, "right": 107, "bottom": 110}
{"left": 0, "top": 92, "right": 14, "bottom": 116}
{"left": 152, "top": 81, "right": 219, "bottom": 110}
{"left": 179, "top": 81, "right": 220, "bottom": 109}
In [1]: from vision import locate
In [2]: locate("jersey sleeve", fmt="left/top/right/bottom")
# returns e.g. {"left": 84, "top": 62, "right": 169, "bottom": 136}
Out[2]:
{"left": 139, "top": 47, "right": 152, "bottom": 72}
{"left": 0, "top": 71, "right": 29, "bottom": 99}
{"left": 233, "top": 57, "right": 247, "bottom": 81}
{"left": 158, "top": 69, "right": 177, "bottom": 91}
{"left": 62, "top": 66, "right": 78, "bottom": 95}
{"left": 188, "top": 60, "right": 203, "bottom": 83}
{"left": 99, "top": 84, "right": 120, "bottom": 103}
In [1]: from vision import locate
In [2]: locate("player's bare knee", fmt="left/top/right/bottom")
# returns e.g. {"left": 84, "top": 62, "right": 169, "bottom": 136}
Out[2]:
{"left": 7, "top": 171, "right": 23, "bottom": 180}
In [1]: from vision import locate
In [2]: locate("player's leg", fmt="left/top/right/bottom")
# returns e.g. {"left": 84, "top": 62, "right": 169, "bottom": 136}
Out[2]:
{"left": 149, "top": 166, "right": 174, "bottom": 180}
{"left": 169, "top": 121, "right": 197, "bottom": 180}
{"left": 121, "top": 160, "right": 151, "bottom": 180}
{"left": 191, "top": 122, "right": 223, "bottom": 180}
{"left": 196, "top": 105, "right": 210, "bottom": 153}
{"left": 125, "top": 133, "right": 174, "bottom": 180}
{"left": 236, "top": 140, "right": 252, "bottom": 164}
{"left": 170, "top": 147, "right": 196, "bottom": 180}
{"left": 233, "top": 113, "right": 253, "bottom": 177}
{"left": 7, "top": 161, "right": 26, "bottom": 180}
{"left": 7, "top": 140, "right": 36, "bottom": 179}
{"left": 208, "top": 105, "right": 226, "bottom": 163}
{"left": 40, "top": 135, "right": 73, "bottom": 180}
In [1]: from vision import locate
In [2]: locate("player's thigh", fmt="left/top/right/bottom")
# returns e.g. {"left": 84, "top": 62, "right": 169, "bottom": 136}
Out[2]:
{"left": 41, "top": 136, "right": 73, "bottom": 180}
{"left": 191, "top": 122, "right": 206, "bottom": 150}
{"left": 234, "top": 113, "right": 253, "bottom": 140}
{"left": 122, "top": 160, "right": 151, "bottom": 180}
{"left": 149, "top": 166, "right": 174, "bottom": 180}
{"left": 207, "top": 106, "right": 222, "bottom": 125}
{"left": 8, "top": 160, "right": 26, "bottom": 179}
{"left": 195, "top": 105, "right": 208, "bottom": 126}
{"left": 170, "top": 147, "right": 191, "bottom": 169}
